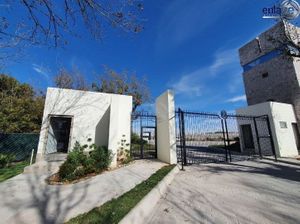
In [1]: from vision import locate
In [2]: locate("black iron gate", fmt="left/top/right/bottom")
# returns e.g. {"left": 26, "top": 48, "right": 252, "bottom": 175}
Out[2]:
{"left": 177, "top": 108, "right": 277, "bottom": 166}
{"left": 131, "top": 112, "right": 157, "bottom": 159}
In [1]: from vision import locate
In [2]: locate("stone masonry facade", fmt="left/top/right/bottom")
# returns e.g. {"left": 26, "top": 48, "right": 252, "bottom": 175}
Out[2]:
{"left": 239, "top": 21, "right": 300, "bottom": 129}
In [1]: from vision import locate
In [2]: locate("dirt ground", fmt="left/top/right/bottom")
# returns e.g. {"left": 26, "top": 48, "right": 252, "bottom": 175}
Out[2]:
{"left": 146, "top": 159, "right": 300, "bottom": 224}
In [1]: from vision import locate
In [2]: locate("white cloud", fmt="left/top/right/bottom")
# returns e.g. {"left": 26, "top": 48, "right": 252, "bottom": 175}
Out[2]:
{"left": 227, "top": 71, "right": 244, "bottom": 94}
{"left": 32, "top": 63, "right": 50, "bottom": 80}
{"left": 226, "top": 95, "right": 246, "bottom": 103}
{"left": 169, "top": 47, "right": 239, "bottom": 96}
{"left": 170, "top": 72, "right": 203, "bottom": 96}
{"left": 209, "top": 48, "right": 238, "bottom": 75}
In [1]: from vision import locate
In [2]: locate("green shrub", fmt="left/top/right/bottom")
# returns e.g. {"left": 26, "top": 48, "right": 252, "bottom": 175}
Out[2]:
{"left": 58, "top": 145, "right": 88, "bottom": 181}
{"left": 131, "top": 133, "right": 147, "bottom": 145}
{"left": 123, "top": 149, "right": 133, "bottom": 164}
{"left": 58, "top": 140, "right": 112, "bottom": 181}
{"left": 0, "top": 153, "right": 16, "bottom": 168}
{"left": 83, "top": 157, "right": 96, "bottom": 174}
{"left": 89, "top": 145, "right": 112, "bottom": 172}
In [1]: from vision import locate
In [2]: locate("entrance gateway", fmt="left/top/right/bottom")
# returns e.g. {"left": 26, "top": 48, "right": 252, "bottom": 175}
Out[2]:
{"left": 176, "top": 109, "right": 277, "bottom": 165}
{"left": 131, "top": 112, "right": 157, "bottom": 159}
{"left": 130, "top": 107, "right": 277, "bottom": 165}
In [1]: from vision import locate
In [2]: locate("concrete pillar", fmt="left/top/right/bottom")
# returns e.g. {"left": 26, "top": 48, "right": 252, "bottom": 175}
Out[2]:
{"left": 155, "top": 90, "right": 177, "bottom": 164}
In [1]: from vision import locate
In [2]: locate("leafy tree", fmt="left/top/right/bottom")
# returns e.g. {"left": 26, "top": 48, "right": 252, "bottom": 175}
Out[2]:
{"left": 0, "top": 74, "right": 44, "bottom": 133}
{"left": 92, "top": 67, "right": 150, "bottom": 112}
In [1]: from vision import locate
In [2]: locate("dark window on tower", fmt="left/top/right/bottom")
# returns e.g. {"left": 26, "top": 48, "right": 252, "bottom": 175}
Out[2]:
{"left": 262, "top": 72, "right": 269, "bottom": 78}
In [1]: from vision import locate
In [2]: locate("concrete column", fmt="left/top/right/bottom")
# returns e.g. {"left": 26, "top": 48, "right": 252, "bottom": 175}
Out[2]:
{"left": 108, "top": 95, "right": 132, "bottom": 168}
{"left": 156, "top": 90, "right": 177, "bottom": 164}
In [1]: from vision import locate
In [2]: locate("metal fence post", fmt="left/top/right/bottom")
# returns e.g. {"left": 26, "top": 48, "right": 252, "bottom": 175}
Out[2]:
{"left": 154, "top": 116, "right": 158, "bottom": 159}
{"left": 266, "top": 115, "right": 277, "bottom": 162}
{"left": 30, "top": 149, "right": 34, "bottom": 165}
{"left": 140, "top": 116, "right": 144, "bottom": 159}
{"left": 221, "top": 119, "right": 228, "bottom": 162}
{"left": 224, "top": 118, "right": 232, "bottom": 162}
{"left": 253, "top": 117, "right": 262, "bottom": 159}
{"left": 130, "top": 114, "right": 133, "bottom": 158}
{"left": 178, "top": 108, "right": 187, "bottom": 167}
{"left": 181, "top": 110, "right": 187, "bottom": 166}
{"left": 178, "top": 108, "right": 184, "bottom": 170}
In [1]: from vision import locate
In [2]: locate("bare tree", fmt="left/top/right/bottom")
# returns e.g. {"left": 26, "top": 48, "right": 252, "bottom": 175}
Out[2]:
{"left": 266, "top": 20, "right": 300, "bottom": 57}
{"left": 0, "top": 1, "right": 144, "bottom": 65}
{"left": 54, "top": 66, "right": 151, "bottom": 111}
{"left": 92, "top": 67, "right": 151, "bottom": 112}
{"left": 54, "top": 68, "right": 88, "bottom": 90}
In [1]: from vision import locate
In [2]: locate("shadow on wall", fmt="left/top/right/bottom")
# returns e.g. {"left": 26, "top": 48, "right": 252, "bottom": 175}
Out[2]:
{"left": 95, "top": 106, "right": 110, "bottom": 148}
{"left": 39, "top": 89, "right": 111, "bottom": 157}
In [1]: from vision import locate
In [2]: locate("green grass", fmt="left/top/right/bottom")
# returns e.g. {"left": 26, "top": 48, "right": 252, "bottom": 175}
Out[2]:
{"left": 66, "top": 164, "right": 175, "bottom": 224}
{"left": 0, "top": 161, "right": 29, "bottom": 182}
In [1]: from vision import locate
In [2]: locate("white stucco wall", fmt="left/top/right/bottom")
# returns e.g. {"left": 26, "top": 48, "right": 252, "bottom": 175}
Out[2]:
{"left": 36, "top": 88, "right": 132, "bottom": 166}
{"left": 156, "top": 90, "right": 177, "bottom": 164}
{"left": 236, "top": 102, "right": 299, "bottom": 157}
{"left": 108, "top": 94, "right": 132, "bottom": 167}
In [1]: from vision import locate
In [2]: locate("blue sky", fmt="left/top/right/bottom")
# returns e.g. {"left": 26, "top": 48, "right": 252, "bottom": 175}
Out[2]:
{"left": 1, "top": 0, "right": 292, "bottom": 112}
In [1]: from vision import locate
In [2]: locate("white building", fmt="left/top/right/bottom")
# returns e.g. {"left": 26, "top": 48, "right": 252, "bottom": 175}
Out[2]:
{"left": 236, "top": 102, "right": 299, "bottom": 157}
{"left": 36, "top": 87, "right": 132, "bottom": 167}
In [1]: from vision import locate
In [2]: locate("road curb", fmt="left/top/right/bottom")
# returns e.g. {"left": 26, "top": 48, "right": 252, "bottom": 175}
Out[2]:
{"left": 119, "top": 165, "right": 180, "bottom": 224}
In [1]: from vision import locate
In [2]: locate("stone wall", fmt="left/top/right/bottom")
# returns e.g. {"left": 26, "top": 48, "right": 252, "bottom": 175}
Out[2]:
{"left": 239, "top": 22, "right": 300, "bottom": 138}
{"left": 239, "top": 21, "right": 300, "bottom": 66}
{"left": 242, "top": 55, "right": 298, "bottom": 105}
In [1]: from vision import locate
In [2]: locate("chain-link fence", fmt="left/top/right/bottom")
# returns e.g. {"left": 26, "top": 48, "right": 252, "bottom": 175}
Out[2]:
{"left": 0, "top": 133, "right": 39, "bottom": 161}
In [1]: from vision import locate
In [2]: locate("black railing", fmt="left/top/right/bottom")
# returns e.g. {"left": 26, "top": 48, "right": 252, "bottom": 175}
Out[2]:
{"left": 131, "top": 112, "right": 157, "bottom": 159}
{"left": 176, "top": 108, "right": 277, "bottom": 167}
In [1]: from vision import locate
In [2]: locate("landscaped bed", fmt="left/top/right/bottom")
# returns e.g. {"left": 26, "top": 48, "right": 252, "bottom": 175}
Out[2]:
{"left": 47, "top": 138, "right": 133, "bottom": 185}
{"left": 47, "top": 160, "right": 134, "bottom": 185}
{"left": 66, "top": 164, "right": 175, "bottom": 224}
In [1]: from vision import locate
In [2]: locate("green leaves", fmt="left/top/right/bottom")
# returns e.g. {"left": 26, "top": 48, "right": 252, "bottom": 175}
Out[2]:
{"left": 0, "top": 74, "right": 44, "bottom": 133}
{"left": 58, "top": 140, "right": 113, "bottom": 181}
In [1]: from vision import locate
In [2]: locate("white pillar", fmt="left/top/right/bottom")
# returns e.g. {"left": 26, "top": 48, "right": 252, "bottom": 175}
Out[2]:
{"left": 155, "top": 90, "right": 177, "bottom": 164}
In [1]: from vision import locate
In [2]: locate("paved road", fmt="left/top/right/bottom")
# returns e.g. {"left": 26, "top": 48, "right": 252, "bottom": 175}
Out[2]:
{"left": 146, "top": 159, "right": 300, "bottom": 224}
{"left": 0, "top": 160, "right": 165, "bottom": 224}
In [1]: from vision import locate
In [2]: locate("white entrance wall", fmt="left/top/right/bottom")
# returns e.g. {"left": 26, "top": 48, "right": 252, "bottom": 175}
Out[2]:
{"left": 156, "top": 90, "right": 177, "bottom": 164}
{"left": 36, "top": 88, "right": 132, "bottom": 167}
{"left": 236, "top": 102, "right": 299, "bottom": 157}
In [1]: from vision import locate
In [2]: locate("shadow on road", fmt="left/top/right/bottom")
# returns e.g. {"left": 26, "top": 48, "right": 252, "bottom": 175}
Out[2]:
{"left": 1, "top": 161, "right": 90, "bottom": 224}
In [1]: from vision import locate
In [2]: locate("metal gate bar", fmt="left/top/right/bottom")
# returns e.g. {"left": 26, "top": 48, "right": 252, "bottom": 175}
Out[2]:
{"left": 176, "top": 108, "right": 277, "bottom": 166}
{"left": 131, "top": 112, "right": 157, "bottom": 159}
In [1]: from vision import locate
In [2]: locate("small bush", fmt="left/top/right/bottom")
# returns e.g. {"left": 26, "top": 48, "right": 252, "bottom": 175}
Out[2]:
{"left": 117, "top": 135, "right": 132, "bottom": 165}
{"left": 58, "top": 140, "right": 112, "bottom": 181}
{"left": 0, "top": 154, "right": 16, "bottom": 168}
{"left": 122, "top": 149, "right": 133, "bottom": 164}
{"left": 89, "top": 145, "right": 112, "bottom": 172}
{"left": 58, "top": 143, "right": 89, "bottom": 181}
{"left": 131, "top": 133, "right": 147, "bottom": 145}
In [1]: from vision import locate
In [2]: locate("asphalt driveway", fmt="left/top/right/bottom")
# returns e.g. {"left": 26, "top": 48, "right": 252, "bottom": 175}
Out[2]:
{"left": 146, "top": 159, "right": 300, "bottom": 224}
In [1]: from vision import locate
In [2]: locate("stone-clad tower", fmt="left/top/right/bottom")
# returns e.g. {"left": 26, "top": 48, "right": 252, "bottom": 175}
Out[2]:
{"left": 239, "top": 21, "right": 300, "bottom": 131}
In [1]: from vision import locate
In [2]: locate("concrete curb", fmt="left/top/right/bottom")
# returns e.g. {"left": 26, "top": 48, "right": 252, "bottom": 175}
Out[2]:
{"left": 119, "top": 165, "right": 180, "bottom": 224}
